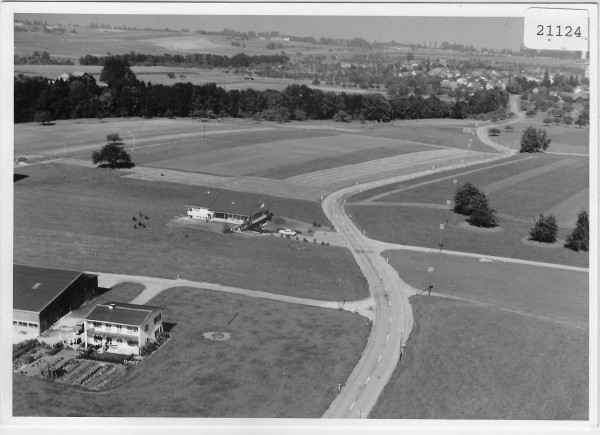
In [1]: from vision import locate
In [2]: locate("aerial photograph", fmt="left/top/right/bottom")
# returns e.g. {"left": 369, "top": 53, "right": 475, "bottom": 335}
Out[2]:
{"left": 4, "top": 3, "right": 595, "bottom": 428}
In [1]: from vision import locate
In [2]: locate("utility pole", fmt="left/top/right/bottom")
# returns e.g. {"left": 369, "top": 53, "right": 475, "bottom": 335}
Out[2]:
{"left": 439, "top": 223, "right": 444, "bottom": 252}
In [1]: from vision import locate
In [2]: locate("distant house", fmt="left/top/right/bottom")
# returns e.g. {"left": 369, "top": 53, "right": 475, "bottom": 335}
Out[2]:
{"left": 186, "top": 195, "right": 270, "bottom": 229}
{"left": 441, "top": 80, "right": 458, "bottom": 90}
{"left": 53, "top": 71, "right": 97, "bottom": 84}
{"left": 84, "top": 302, "right": 164, "bottom": 355}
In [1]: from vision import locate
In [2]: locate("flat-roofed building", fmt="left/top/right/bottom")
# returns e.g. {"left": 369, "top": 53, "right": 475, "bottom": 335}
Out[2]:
{"left": 186, "top": 194, "right": 270, "bottom": 229}
{"left": 13, "top": 264, "right": 99, "bottom": 338}
{"left": 84, "top": 302, "right": 164, "bottom": 355}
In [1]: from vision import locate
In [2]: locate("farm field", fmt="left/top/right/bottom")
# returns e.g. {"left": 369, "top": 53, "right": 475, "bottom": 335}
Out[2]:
{"left": 144, "top": 133, "right": 439, "bottom": 177}
{"left": 371, "top": 296, "right": 588, "bottom": 419}
{"left": 384, "top": 250, "right": 588, "bottom": 327}
{"left": 362, "top": 124, "right": 493, "bottom": 153}
{"left": 366, "top": 153, "right": 588, "bottom": 227}
{"left": 13, "top": 162, "right": 368, "bottom": 301}
{"left": 14, "top": 286, "right": 371, "bottom": 417}
{"left": 491, "top": 112, "right": 589, "bottom": 155}
{"left": 14, "top": 63, "right": 318, "bottom": 90}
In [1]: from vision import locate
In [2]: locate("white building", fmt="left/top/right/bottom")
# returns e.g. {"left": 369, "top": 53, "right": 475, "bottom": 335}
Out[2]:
{"left": 84, "top": 302, "right": 164, "bottom": 355}
{"left": 186, "top": 195, "right": 269, "bottom": 229}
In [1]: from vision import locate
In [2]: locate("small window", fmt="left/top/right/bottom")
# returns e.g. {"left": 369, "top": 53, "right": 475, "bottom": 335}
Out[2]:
{"left": 144, "top": 324, "right": 148, "bottom": 332}
{"left": 13, "top": 321, "right": 17, "bottom": 325}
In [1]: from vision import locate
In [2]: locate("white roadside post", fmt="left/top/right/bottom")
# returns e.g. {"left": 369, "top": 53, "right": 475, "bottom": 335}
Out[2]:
{"left": 128, "top": 131, "right": 135, "bottom": 151}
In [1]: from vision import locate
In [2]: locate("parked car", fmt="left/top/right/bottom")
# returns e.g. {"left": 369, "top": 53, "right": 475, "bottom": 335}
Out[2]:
{"left": 278, "top": 229, "right": 296, "bottom": 236}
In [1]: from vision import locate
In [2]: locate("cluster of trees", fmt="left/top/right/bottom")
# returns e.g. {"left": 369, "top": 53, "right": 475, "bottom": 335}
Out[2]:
{"left": 520, "top": 127, "right": 552, "bottom": 153}
{"left": 15, "top": 56, "right": 509, "bottom": 124}
{"left": 15, "top": 51, "right": 74, "bottom": 65}
{"left": 529, "top": 210, "right": 589, "bottom": 252}
{"left": 453, "top": 182, "right": 499, "bottom": 228}
{"left": 79, "top": 52, "right": 289, "bottom": 68}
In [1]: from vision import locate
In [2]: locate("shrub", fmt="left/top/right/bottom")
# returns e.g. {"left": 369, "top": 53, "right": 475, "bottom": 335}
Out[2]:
{"left": 222, "top": 223, "right": 233, "bottom": 234}
{"left": 565, "top": 210, "right": 589, "bottom": 251}
{"left": 488, "top": 127, "right": 501, "bottom": 136}
{"left": 505, "top": 125, "right": 514, "bottom": 131}
{"left": 529, "top": 214, "right": 558, "bottom": 243}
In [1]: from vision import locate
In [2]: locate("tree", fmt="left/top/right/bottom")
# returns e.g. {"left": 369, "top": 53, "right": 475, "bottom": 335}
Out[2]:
{"left": 543, "top": 117, "right": 553, "bottom": 125}
{"left": 33, "top": 110, "right": 52, "bottom": 125}
{"left": 488, "top": 127, "right": 501, "bottom": 136}
{"left": 106, "top": 133, "right": 121, "bottom": 144}
{"left": 520, "top": 126, "right": 551, "bottom": 153}
{"left": 541, "top": 69, "right": 551, "bottom": 88}
{"left": 92, "top": 143, "right": 134, "bottom": 169}
{"left": 453, "top": 182, "right": 485, "bottom": 215}
{"left": 100, "top": 56, "right": 137, "bottom": 89}
{"left": 565, "top": 210, "right": 589, "bottom": 251}
{"left": 576, "top": 112, "right": 589, "bottom": 128}
{"left": 529, "top": 214, "right": 558, "bottom": 243}
{"left": 466, "top": 194, "right": 499, "bottom": 228}
{"left": 562, "top": 114, "right": 573, "bottom": 125}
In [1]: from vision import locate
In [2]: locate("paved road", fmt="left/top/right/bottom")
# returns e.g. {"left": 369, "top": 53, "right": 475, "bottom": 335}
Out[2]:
{"left": 89, "top": 272, "right": 377, "bottom": 320}
{"left": 322, "top": 99, "right": 524, "bottom": 418}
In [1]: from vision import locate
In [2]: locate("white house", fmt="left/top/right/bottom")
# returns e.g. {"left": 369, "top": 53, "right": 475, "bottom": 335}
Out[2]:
{"left": 84, "top": 302, "right": 164, "bottom": 355}
{"left": 186, "top": 194, "right": 270, "bottom": 229}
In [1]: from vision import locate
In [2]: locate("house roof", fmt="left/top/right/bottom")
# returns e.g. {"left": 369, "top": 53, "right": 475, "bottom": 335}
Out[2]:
{"left": 84, "top": 302, "right": 162, "bottom": 326}
{"left": 189, "top": 191, "right": 267, "bottom": 217}
{"left": 13, "top": 264, "right": 84, "bottom": 313}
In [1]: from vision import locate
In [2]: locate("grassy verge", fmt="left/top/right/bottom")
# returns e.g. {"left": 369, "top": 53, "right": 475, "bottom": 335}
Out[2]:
{"left": 14, "top": 163, "right": 368, "bottom": 301}
{"left": 348, "top": 204, "right": 588, "bottom": 267}
{"left": 384, "top": 250, "right": 588, "bottom": 326}
{"left": 14, "top": 286, "right": 371, "bottom": 417}
{"left": 371, "top": 296, "right": 588, "bottom": 420}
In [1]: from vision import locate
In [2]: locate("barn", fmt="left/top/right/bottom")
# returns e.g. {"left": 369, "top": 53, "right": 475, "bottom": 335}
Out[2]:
{"left": 186, "top": 194, "right": 270, "bottom": 230}
{"left": 13, "top": 264, "right": 99, "bottom": 338}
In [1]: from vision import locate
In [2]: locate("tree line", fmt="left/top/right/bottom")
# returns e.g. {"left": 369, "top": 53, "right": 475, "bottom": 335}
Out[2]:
{"left": 79, "top": 52, "right": 290, "bottom": 68}
{"left": 15, "top": 56, "right": 508, "bottom": 124}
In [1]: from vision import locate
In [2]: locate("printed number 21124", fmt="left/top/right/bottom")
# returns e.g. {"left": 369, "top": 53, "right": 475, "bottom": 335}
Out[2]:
{"left": 537, "top": 25, "right": 582, "bottom": 37}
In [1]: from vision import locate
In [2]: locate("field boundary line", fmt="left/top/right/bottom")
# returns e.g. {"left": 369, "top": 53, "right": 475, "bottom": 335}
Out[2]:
{"left": 359, "top": 155, "right": 535, "bottom": 203}
{"left": 379, "top": 243, "right": 588, "bottom": 272}
{"left": 427, "top": 292, "right": 588, "bottom": 331}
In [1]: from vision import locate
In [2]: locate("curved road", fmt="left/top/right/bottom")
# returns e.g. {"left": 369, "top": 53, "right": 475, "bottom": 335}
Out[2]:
{"left": 322, "top": 97, "right": 523, "bottom": 418}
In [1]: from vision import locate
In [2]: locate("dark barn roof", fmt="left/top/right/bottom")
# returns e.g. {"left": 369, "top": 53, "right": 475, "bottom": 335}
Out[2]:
{"left": 13, "top": 264, "right": 84, "bottom": 313}
{"left": 85, "top": 302, "right": 161, "bottom": 326}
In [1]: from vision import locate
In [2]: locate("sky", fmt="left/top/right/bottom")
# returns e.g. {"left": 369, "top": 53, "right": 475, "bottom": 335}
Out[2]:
{"left": 18, "top": 13, "right": 524, "bottom": 50}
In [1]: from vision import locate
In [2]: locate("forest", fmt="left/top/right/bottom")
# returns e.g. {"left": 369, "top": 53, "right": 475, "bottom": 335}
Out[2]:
{"left": 15, "top": 56, "right": 508, "bottom": 124}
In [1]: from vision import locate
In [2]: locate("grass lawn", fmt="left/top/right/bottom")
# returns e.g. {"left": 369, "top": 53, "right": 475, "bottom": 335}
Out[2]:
{"left": 491, "top": 112, "right": 589, "bottom": 155}
{"left": 14, "top": 163, "right": 368, "bottom": 301}
{"left": 361, "top": 124, "right": 494, "bottom": 153}
{"left": 370, "top": 153, "right": 588, "bottom": 222}
{"left": 371, "top": 296, "right": 588, "bottom": 419}
{"left": 255, "top": 144, "right": 432, "bottom": 180}
{"left": 70, "top": 282, "right": 145, "bottom": 318}
{"left": 347, "top": 155, "right": 528, "bottom": 203}
{"left": 13, "top": 286, "right": 371, "bottom": 417}
{"left": 348, "top": 204, "right": 588, "bottom": 267}
{"left": 384, "top": 250, "right": 588, "bottom": 326}
{"left": 131, "top": 127, "right": 333, "bottom": 167}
